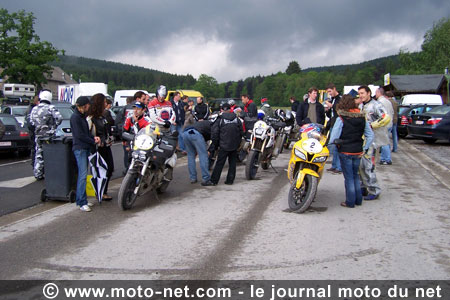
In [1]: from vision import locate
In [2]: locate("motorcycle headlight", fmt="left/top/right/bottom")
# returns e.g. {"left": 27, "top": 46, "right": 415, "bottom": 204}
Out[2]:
{"left": 294, "top": 148, "right": 306, "bottom": 160}
{"left": 254, "top": 127, "right": 264, "bottom": 136}
{"left": 132, "top": 150, "right": 147, "bottom": 161}
{"left": 134, "top": 135, "right": 154, "bottom": 150}
{"left": 313, "top": 156, "right": 327, "bottom": 163}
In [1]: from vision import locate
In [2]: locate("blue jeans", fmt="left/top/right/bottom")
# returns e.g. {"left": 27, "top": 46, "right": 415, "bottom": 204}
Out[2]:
{"left": 73, "top": 149, "right": 89, "bottom": 207}
{"left": 380, "top": 128, "right": 392, "bottom": 163}
{"left": 182, "top": 129, "right": 211, "bottom": 182}
{"left": 171, "top": 124, "right": 185, "bottom": 151}
{"left": 391, "top": 125, "right": 398, "bottom": 152}
{"left": 338, "top": 152, "right": 362, "bottom": 207}
{"left": 330, "top": 144, "right": 341, "bottom": 171}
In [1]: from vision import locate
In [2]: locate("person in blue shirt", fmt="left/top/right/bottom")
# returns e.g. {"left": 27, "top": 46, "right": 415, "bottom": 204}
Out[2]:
{"left": 329, "top": 95, "right": 374, "bottom": 208}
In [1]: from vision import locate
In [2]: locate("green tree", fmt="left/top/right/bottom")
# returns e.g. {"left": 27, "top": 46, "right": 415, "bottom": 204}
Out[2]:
{"left": 285, "top": 60, "right": 302, "bottom": 75}
{"left": 0, "top": 9, "right": 61, "bottom": 89}
{"left": 193, "top": 74, "right": 219, "bottom": 99}
{"left": 420, "top": 17, "right": 450, "bottom": 73}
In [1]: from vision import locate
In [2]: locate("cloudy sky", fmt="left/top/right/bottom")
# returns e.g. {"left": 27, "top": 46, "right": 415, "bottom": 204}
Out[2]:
{"left": 3, "top": 0, "right": 450, "bottom": 82}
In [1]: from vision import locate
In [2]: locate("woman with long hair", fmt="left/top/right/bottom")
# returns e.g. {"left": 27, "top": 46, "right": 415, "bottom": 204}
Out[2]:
{"left": 329, "top": 95, "right": 374, "bottom": 208}
{"left": 88, "top": 93, "right": 115, "bottom": 201}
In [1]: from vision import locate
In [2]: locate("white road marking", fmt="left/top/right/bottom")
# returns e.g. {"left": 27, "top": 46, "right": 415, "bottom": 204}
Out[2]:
{"left": 0, "top": 159, "right": 31, "bottom": 167}
{"left": 0, "top": 176, "right": 36, "bottom": 188}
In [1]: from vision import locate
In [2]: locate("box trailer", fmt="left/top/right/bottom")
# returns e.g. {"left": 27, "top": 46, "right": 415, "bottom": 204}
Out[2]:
{"left": 58, "top": 82, "right": 109, "bottom": 104}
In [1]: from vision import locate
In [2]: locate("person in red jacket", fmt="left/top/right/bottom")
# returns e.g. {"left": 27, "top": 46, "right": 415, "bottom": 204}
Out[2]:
{"left": 122, "top": 102, "right": 152, "bottom": 170}
{"left": 148, "top": 85, "right": 175, "bottom": 127}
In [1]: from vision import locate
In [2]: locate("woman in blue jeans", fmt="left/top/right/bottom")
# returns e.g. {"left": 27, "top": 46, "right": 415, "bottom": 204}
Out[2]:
{"left": 70, "top": 97, "right": 100, "bottom": 212}
{"left": 329, "top": 95, "right": 374, "bottom": 208}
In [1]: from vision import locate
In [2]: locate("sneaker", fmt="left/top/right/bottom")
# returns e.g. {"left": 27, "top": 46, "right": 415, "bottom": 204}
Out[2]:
{"left": 224, "top": 181, "right": 233, "bottom": 185}
{"left": 201, "top": 180, "right": 214, "bottom": 186}
{"left": 364, "top": 194, "right": 379, "bottom": 201}
{"left": 87, "top": 202, "right": 94, "bottom": 207}
{"left": 326, "top": 167, "right": 336, "bottom": 172}
{"left": 379, "top": 161, "right": 388, "bottom": 165}
{"left": 331, "top": 169, "right": 342, "bottom": 174}
{"left": 80, "top": 204, "right": 92, "bottom": 212}
{"left": 386, "top": 161, "right": 392, "bottom": 165}
{"left": 190, "top": 179, "right": 198, "bottom": 184}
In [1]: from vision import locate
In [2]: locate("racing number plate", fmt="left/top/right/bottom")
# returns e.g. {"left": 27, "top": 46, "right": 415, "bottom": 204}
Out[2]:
{"left": 302, "top": 139, "right": 323, "bottom": 154}
{"left": 415, "top": 120, "right": 424, "bottom": 125}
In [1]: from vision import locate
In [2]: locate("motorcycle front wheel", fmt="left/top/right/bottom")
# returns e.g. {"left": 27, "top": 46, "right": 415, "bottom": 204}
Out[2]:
{"left": 118, "top": 170, "right": 140, "bottom": 210}
{"left": 288, "top": 174, "right": 318, "bottom": 213}
{"left": 245, "top": 150, "right": 260, "bottom": 180}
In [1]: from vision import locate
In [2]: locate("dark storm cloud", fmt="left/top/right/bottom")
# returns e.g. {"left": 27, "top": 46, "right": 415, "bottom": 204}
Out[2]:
{"left": 2, "top": 0, "right": 449, "bottom": 80}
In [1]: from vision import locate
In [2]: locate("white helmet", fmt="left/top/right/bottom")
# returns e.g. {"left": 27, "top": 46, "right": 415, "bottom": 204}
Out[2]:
{"left": 39, "top": 90, "right": 52, "bottom": 103}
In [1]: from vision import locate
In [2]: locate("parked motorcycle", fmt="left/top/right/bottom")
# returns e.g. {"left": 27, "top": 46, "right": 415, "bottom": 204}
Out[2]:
{"left": 287, "top": 123, "right": 329, "bottom": 213}
{"left": 118, "top": 124, "right": 177, "bottom": 210}
{"left": 282, "top": 110, "right": 298, "bottom": 150}
{"left": 245, "top": 116, "right": 284, "bottom": 180}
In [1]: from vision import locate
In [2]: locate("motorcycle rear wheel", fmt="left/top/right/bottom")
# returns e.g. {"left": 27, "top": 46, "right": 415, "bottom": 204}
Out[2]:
{"left": 245, "top": 150, "right": 259, "bottom": 180}
{"left": 118, "top": 170, "right": 140, "bottom": 210}
{"left": 288, "top": 174, "right": 318, "bottom": 213}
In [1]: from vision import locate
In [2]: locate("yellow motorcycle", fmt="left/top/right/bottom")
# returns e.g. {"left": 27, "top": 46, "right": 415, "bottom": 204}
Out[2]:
{"left": 287, "top": 123, "right": 329, "bottom": 213}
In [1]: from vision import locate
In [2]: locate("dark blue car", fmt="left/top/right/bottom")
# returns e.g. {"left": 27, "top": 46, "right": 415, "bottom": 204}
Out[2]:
{"left": 407, "top": 104, "right": 450, "bottom": 144}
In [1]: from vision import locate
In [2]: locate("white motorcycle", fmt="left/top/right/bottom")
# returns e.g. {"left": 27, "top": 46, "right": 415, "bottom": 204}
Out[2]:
{"left": 245, "top": 118, "right": 278, "bottom": 180}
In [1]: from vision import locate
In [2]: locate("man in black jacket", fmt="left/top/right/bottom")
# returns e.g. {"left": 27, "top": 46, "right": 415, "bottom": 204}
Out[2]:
{"left": 289, "top": 96, "right": 300, "bottom": 113}
{"left": 182, "top": 120, "right": 214, "bottom": 186}
{"left": 70, "top": 96, "right": 100, "bottom": 212}
{"left": 170, "top": 92, "right": 186, "bottom": 153}
{"left": 296, "top": 87, "right": 325, "bottom": 126}
{"left": 193, "top": 97, "right": 210, "bottom": 121}
{"left": 325, "top": 83, "right": 342, "bottom": 173}
{"left": 210, "top": 103, "right": 244, "bottom": 185}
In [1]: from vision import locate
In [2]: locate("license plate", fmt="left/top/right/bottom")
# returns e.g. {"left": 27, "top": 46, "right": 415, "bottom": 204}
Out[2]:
{"left": 415, "top": 120, "right": 424, "bottom": 125}
{"left": 0, "top": 141, "right": 12, "bottom": 146}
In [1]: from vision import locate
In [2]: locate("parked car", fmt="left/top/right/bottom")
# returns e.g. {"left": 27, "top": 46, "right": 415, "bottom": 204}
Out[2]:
{"left": 51, "top": 101, "right": 75, "bottom": 137}
{"left": 1, "top": 104, "right": 29, "bottom": 127}
{"left": 397, "top": 104, "right": 439, "bottom": 138}
{"left": 407, "top": 104, "right": 450, "bottom": 144}
{"left": 209, "top": 98, "right": 243, "bottom": 113}
{"left": 0, "top": 113, "right": 31, "bottom": 156}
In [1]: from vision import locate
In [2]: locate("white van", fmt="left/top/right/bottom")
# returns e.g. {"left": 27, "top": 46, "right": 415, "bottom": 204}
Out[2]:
{"left": 401, "top": 94, "right": 443, "bottom": 106}
{"left": 113, "top": 90, "right": 154, "bottom": 106}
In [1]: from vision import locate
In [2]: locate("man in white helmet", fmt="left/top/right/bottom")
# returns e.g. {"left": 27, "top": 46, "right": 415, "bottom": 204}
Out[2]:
{"left": 30, "top": 90, "right": 63, "bottom": 180}
{"left": 148, "top": 85, "right": 175, "bottom": 128}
